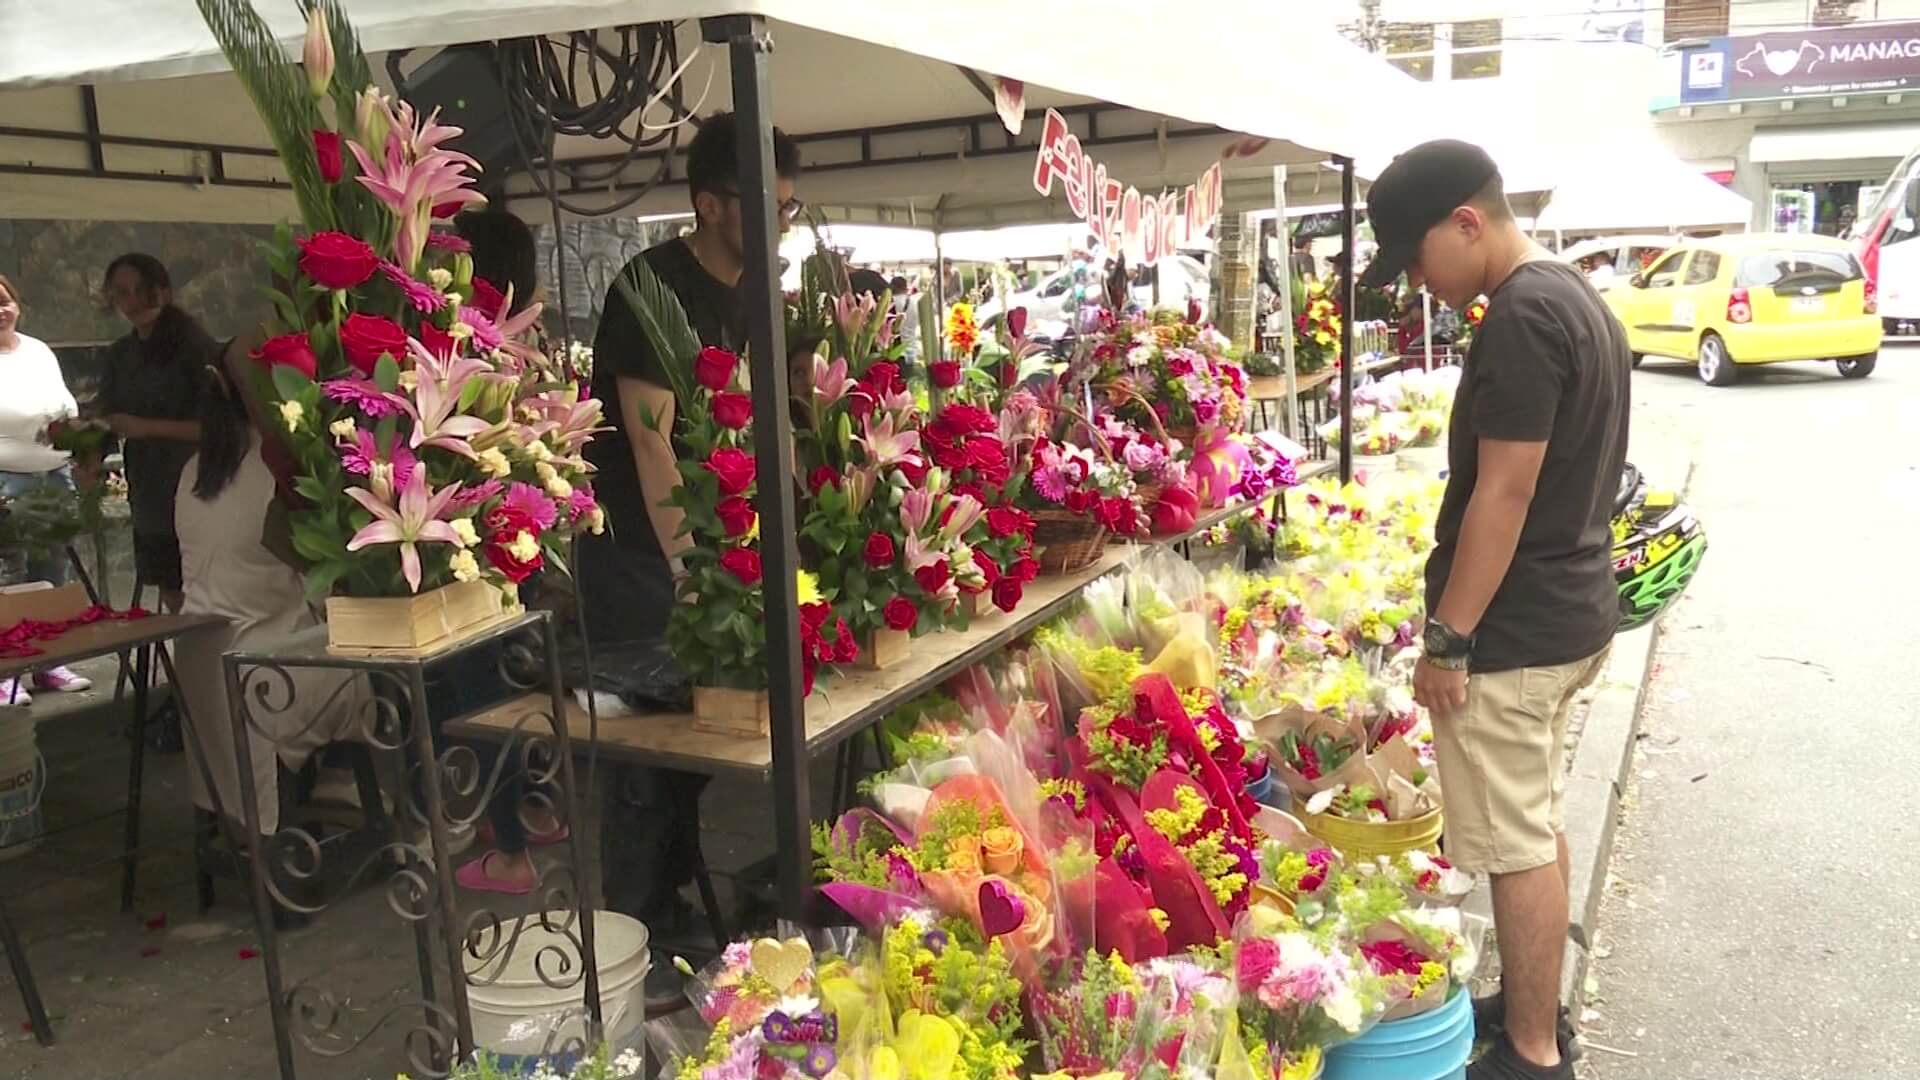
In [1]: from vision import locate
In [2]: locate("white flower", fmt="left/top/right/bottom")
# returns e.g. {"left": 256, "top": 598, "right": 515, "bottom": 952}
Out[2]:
{"left": 587, "top": 506, "right": 606, "bottom": 535}
{"left": 613, "top": 1049, "right": 644, "bottom": 1077}
{"left": 427, "top": 268, "right": 453, "bottom": 290}
{"left": 398, "top": 369, "right": 419, "bottom": 391}
{"left": 527, "top": 440, "right": 554, "bottom": 463}
{"left": 544, "top": 474, "right": 574, "bottom": 499}
{"left": 278, "top": 400, "right": 305, "bottom": 432}
{"left": 449, "top": 548, "right": 481, "bottom": 582}
{"left": 448, "top": 321, "right": 474, "bottom": 341}
{"left": 534, "top": 460, "right": 558, "bottom": 483}
{"left": 1126, "top": 344, "right": 1155, "bottom": 369}
{"left": 507, "top": 529, "right": 540, "bottom": 563}
{"left": 777, "top": 993, "right": 820, "bottom": 1016}
{"left": 478, "top": 448, "right": 512, "bottom": 478}
{"left": 450, "top": 518, "right": 480, "bottom": 548}
{"left": 328, "top": 417, "right": 357, "bottom": 440}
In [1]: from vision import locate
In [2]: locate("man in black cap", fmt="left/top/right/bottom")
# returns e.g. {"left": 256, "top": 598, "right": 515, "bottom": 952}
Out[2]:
{"left": 1362, "top": 140, "right": 1628, "bottom": 1080}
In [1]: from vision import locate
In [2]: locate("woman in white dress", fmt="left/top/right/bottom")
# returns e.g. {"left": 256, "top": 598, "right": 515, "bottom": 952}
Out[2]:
{"left": 171, "top": 367, "right": 364, "bottom": 839}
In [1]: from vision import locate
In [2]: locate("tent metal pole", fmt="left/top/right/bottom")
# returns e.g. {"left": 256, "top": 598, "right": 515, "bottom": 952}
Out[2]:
{"left": 1273, "top": 166, "right": 1299, "bottom": 441}
{"left": 706, "top": 13, "right": 811, "bottom": 921}
{"left": 1338, "top": 156, "right": 1356, "bottom": 485}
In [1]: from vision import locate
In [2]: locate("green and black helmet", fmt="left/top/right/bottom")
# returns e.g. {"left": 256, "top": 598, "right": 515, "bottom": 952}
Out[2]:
{"left": 1611, "top": 474, "right": 1706, "bottom": 633}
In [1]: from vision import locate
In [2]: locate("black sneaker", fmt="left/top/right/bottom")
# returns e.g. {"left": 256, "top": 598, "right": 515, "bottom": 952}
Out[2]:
{"left": 1468, "top": 1032, "right": 1573, "bottom": 1080}
{"left": 1471, "top": 991, "right": 1581, "bottom": 1063}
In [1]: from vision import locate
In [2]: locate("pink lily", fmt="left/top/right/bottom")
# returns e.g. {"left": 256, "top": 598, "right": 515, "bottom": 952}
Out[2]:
{"left": 937, "top": 493, "right": 985, "bottom": 547}
{"left": 861, "top": 412, "right": 921, "bottom": 469}
{"left": 812, "top": 355, "right": 851, "bottom": 406}
{"left": 392, "top": 339, "right": 493, "bottom": 458}
{"left": 344, "top": 466, "right": 464, "bottom": 593}
{"left": 523, "top": 386, "right": 608, "bottom": 456}
{"left": 462, "top": 295, "right": 546, "bottom": 371}
{"left": 901, "top": 487, "right": 934, "bottom": 534}
{"left": 902, "top": 531, "right": 944, "bottom": 574}
{"left": 833, "top": 291, "right": 877, "bottom": 340}
{"left": 347, "top": 101, "right": 487, "bottom": 271}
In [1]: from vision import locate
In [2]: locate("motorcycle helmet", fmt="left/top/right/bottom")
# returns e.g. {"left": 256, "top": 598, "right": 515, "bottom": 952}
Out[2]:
{"left": 1611, "top": 476, "right": 1706, "bottom": 632}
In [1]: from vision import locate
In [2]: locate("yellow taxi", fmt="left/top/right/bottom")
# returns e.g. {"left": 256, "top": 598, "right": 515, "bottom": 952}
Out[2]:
{"left": 1603, "top": 232, "right": 1882, "bottom": 386}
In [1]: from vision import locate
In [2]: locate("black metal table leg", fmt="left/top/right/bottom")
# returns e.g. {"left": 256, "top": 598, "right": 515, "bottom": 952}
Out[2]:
{"left": 120, "top": 643, "right": 151, "bottom": 912}
{"left": 0, "top": 899, "right": 52, "bottom": 1046}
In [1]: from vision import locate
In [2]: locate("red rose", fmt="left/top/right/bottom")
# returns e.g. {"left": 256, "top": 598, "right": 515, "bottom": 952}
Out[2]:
{"left": 966, "top": 437, "right": 1010, "bottom": 484}
{"left": 950, "top": 482, "right": 986, "bottom": 504}
{"left": 1065, "top": 489, "right": 1094, "bottom": 515}
{"left": 800, "top": 600, "right": 834, "bottom": 630}
{"left": 710, "top": 391, "right": 753, "bottom": 431}
{"left": 985, "top": 507, "right": 1021, "bottom": 539}
{"left": 930, "top": 438, "right": 970, "bottom": 471}
{"left": 470, "top": 276, "right": 508, "bottom": 321}
{"left": 914, "top": 561, "right": 951, "bottom": 596}
{"left": 250, "top": 332, "right": 318, "bottom": 380}
{"left": 969, "top": 549, "right": 1000, "bottom": 591}
{"left": 832, "top": 618, "right": 858, "bottom": 663}
{"left": 486, "top": 539, "right": 543, "bottom": 583}
{"left": 339, "top": 312, "right": 410, "bottom": 376}
{"left": 1015, "top": 509, "right": 1036, "bottom": 538}
{"left": 1013, "top": 555, "right": 1039, "bottom": 583}
{"left": 313, "top": 129, "right": 343, "bottom": 184}
{"left": 847, "top": 391, "right": 876, "bottom": 424}
{"left": 808, "top": 465, "right": 840, "bottom": 495}
{"left": 863, "top": 531, "right": 896, "bottom": 570}
{"left": 882, "top": 596, "right": 918, "bottom": 633}
{"left": 695, "top": 346, "right": 739, "bottom": 392}
{"left": 704, "top": 448, "right": 757, "bottom": 496}
{"left": 718, "top": 547, "right": 762, "bottom": 586}
{"left": 936, "top": 403, "right": 996, "bottom": 437}
{"left": 897, "top": 456, "right": 929, "bottom": 487}
{"left": 862, "top": 361, "right": 899, "bottom": 392}
{"left": 992, "top": 575, "right": 1024, "bottom": 613}
{"left": 930, "top": 361, "right": 962, "bottom": 388}
{"left": 297, "top": 230, "right": 379, "bottom": 290}
{"left": 715, "top": 496, "right": 757, "bottom": 537}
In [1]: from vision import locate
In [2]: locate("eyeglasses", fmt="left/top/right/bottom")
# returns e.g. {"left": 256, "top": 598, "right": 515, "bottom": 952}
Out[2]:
{"left": 717, "top": 188, "right": 806, "bottom": 224}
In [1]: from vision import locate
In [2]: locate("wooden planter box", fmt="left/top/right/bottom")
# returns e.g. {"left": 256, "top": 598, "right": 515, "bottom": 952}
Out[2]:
{"left": 324, "top": 580, "right": 508, "bottom": 655}
{"left": 692, "top": 685, "right": 771, "bottom": 736}
{"left": 859, "top": 627, "right": 911, "bottom": 671}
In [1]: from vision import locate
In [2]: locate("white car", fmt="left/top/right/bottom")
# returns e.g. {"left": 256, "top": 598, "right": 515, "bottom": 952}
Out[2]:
{"left": 976, "top": 254, "right": 1211, "bottom": 333}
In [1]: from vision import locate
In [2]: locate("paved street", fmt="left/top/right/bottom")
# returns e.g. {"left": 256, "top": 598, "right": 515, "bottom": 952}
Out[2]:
{"left": 1585, "top": 344, "right": 1920, "bottom": 1079}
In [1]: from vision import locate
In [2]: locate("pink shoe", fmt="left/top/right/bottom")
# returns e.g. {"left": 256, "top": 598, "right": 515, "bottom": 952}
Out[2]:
{"left": 454, "top": 851, "right": 536, "bottom": 895}
{"left": 32, "top": 666, "right": 92, "bottom": 693}
{"left": 0, "top": 678, "right": 29, "bottom": 707}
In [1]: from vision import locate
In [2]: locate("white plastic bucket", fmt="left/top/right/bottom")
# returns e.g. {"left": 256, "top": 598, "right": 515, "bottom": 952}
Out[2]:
{"left": 1398, "top": 444, "right": 1448, "bottom": 476}
{"left": 0, "top": 711, "right": 44, "bottom": 861}
{"left": 465, "top": 910, "right": 651, "bottom": 1064}
{"left": 1352, "top": 453, "right": 1399, "bottom": 481}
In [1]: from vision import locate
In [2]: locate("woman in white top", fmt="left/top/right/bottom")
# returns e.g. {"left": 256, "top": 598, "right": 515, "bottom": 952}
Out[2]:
{"left": 0, "top": 273, "right": 91, "bottom": 704}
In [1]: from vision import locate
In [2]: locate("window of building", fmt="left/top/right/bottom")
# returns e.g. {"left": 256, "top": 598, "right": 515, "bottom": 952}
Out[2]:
{"left": 1383, "top": 23, "right": 1435, "bottom": 81}
{"left": 1664, "top": 0, "right": 1729, "bottom": 43}
{"left": 1451, "top": 20, "right": 1504, "bottom": 80}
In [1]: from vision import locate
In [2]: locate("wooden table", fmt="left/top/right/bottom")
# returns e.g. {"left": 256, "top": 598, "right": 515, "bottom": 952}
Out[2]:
{"left": 0, "top": 612, "right": 224, "bottom": 1047}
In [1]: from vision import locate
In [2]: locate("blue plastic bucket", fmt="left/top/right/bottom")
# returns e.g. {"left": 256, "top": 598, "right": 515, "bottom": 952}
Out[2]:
{"left": 1323, "top": 984, "right": 1473, "bottom": 1080}
{"left": 1246, "top": 764, "right": 1276, "bottom": 806}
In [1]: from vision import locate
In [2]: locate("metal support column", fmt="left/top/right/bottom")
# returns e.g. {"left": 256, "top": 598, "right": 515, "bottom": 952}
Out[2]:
{"left": 1272, "top": 166, "right": 1299, "bottom": 440}
{"left": 706, "top": 13, "right": 811, "bottom": 920}
{"left": 1338, "top": 157, "right": 1357, "bottom": 484}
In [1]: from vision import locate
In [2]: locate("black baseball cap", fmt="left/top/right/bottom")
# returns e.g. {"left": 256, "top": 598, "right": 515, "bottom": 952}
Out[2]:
{"left": 1358, "top": 139, "right": 1501, "bottom": 288}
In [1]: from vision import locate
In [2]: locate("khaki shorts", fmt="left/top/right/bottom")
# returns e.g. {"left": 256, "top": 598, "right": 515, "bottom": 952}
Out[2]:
{"left": 1433, "top": 646, "right": 1611, "bottom": 875}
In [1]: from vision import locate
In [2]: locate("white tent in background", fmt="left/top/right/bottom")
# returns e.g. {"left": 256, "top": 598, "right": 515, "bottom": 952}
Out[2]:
{"left": 1533, "top": 146, "right": 1752, "bottom": 234}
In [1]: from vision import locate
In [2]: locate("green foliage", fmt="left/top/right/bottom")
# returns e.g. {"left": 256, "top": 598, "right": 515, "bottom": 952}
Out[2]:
{"left": 612, "top": 256, "right": 700, "bottom": 414}
{"left": 194, "top": 0, "right": 333, "bottom": 230}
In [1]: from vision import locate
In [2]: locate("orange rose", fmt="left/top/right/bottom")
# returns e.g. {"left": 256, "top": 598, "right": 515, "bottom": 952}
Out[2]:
{"left": 945, "top": 846, "right": 983, "bottom": 877}
{"left": 980, "top": 826, "right": 1023, "bottom": 875}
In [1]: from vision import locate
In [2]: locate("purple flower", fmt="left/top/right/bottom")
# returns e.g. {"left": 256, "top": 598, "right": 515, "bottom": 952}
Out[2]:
{"left": 803, "top": 1046, "right": 837, "bottom": 1078}
{"left": 324, "top": 377, "right": 403, "bottom": 418}
{"left": 380, "top": 260, "right": 448, "bottom": 315}
{"left": 762, "top": 1011, "right": 794, "bottom": 1042}
{"left": 565, "top": 487, "right": 598, "bottom": 522}
{"left": 450, "top": 478, "right": 502, "bottom": 511}
{"left": 921, "top": 927, "right": 949, "bottom": 955}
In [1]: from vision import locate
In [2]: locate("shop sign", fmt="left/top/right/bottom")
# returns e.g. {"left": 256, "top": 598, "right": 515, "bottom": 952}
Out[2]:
{"left": 1681, "top": 20, "right": 1920, "bottom": 104}
{"left": 1031, "top": 107, "right": 1223, "bottom": 266}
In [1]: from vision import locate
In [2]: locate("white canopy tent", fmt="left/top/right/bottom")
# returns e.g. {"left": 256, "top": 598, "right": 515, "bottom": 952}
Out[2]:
{"left": 1, "top": 1, "right": 1422, "bottom": 228}
{"left": 1532, "top": 147, "right": 1753, "bottom": 235}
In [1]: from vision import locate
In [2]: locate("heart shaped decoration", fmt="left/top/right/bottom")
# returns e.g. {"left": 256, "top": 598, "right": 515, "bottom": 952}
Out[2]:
{"left": 977, "top": 879, "right": 1026, "bottom": 938}
{"left": 750, "top": 935, "right": 814, "bottom": 993}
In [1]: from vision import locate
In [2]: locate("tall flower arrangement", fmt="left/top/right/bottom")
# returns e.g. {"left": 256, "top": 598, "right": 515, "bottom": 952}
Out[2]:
{"left": 1293, "top": 280, "right": 1342, "bottom": 376}
{"left": 199, "top": 0, "right": 604, "bottom": 600}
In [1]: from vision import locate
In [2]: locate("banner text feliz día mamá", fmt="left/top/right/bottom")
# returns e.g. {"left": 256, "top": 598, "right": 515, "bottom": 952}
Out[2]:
{"left": 1031, "top": 107, "right": 1223, "bottom": 266}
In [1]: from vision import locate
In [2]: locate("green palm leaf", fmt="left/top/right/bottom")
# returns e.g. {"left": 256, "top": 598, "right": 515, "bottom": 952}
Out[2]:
{"left": 612, "top": 257, "right": 701, "bottom": 412}
{"left": 195, "top": 0, "right": 332, "bottom": 230}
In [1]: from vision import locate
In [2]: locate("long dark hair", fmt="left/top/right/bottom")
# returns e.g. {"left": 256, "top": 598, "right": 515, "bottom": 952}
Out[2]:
{"left": 453, "top": 209, "right": 537, "bottom": 314}
{"left": 103, "top": 252, "right": 194, "bottom": 360}
{"left": 193, "top": 365, "right": 253, "bottom": 501}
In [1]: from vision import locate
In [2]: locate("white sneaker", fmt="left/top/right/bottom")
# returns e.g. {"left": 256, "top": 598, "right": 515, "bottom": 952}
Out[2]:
{"left": 0, "top": 678, "right": 30, "bottom": 707}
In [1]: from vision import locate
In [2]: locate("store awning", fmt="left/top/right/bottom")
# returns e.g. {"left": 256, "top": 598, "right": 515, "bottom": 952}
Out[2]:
{"left": 1, "top": 0, "right": 1422, "bottom": 225}
{"left": 1750, "top": 122, "right": 1920, "bottom": 164}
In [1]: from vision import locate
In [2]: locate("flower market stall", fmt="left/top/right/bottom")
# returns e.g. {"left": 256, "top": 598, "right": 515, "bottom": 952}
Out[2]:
{"left": 2, "top": 2, "right": 1433, "bottom": 1076}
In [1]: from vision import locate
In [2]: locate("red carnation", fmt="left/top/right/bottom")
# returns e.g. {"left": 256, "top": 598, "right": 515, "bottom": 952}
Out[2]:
{"left": 715, "top": 496, "right": 757, "bottom": 538}
{"left": 1065, "top": 489, "right": 1095, "bottom": 515}
{"left": 808, "top": 465, "right": 840, "bottom": 495}
{"left": 695, "top": 346, "right": 740, "bottom": 392}
{"left": 313, "top": 130, "right": 343, "bottom": 184}
{"left": 992, "top": 575, "right": 1024, "bottom": 613}
{"left": 863, "top": 531, "right": 896, "bottom": 570}
{"left": 883, "top": 596, "right": 918, "bottom": 633}
{"left": 486, "top": 539, "right": 543, "bottom": 584}
{"left": 719, "top": 547, "right": 762, "bottom": 586}
{"left": 710, "top": 391, "right": 753, "bottom": 431}
{"left": 250, "top": 332, "right": 318, "bottom": 380}
{"left": 470, "top": 276, "right": 508, "bottom": 321}
{"left": 297, "top": 230, "right": 378, "bottom": 290}
{"left": 704, "top": 448, "right": 757, "bottom": 496}
{"left": 914, "top": 561, "right": 951, "bottom": 596}
{"left": 930, "top": 361, "right": 962, "bottom": 388}
{"left": 339, "top": 312, "right": 410, "bottom": 377}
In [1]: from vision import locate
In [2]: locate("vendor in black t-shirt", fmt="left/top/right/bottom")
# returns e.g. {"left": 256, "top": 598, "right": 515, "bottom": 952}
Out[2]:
{"left": 580, "top": 112, "right": 801, "bottom": 997}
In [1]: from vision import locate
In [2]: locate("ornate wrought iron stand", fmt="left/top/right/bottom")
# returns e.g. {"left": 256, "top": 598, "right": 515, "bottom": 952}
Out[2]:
{"left": 221, "top": 610, "right": 603, "bottom": 1079}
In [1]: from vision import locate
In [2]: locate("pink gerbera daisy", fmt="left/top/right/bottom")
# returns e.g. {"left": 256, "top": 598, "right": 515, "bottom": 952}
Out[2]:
{"left": 565, "top": 486, "right": 598, "bottom": 521}
{"left": 323, "top": 377, "right": 403, "bottom": 418}
{"left": 449, "top": 478, "right": 503, "bottom": 511}
{"left": 503, "top": 481, "right": 558, "bottom": 531}
{"left": 339, "top": 430, "right": 418, "bottom": 487}
{"left": 381, "top": 261, "right": 448, "bottom": 315}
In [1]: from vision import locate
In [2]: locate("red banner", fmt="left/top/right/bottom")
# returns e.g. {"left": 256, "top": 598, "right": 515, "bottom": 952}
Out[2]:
{"left": 1031, "top": 108, "right": 1223, "bottom": 266}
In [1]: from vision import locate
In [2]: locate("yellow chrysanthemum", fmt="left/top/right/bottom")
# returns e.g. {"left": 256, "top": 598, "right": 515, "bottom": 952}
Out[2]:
{"left": 797, "top": 569, "right": 823, "bottom": 606}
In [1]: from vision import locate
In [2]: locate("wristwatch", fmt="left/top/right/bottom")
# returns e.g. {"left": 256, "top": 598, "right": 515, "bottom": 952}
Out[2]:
{"left": 1423, "top": 619, "right": 1475, "bottom": 670}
